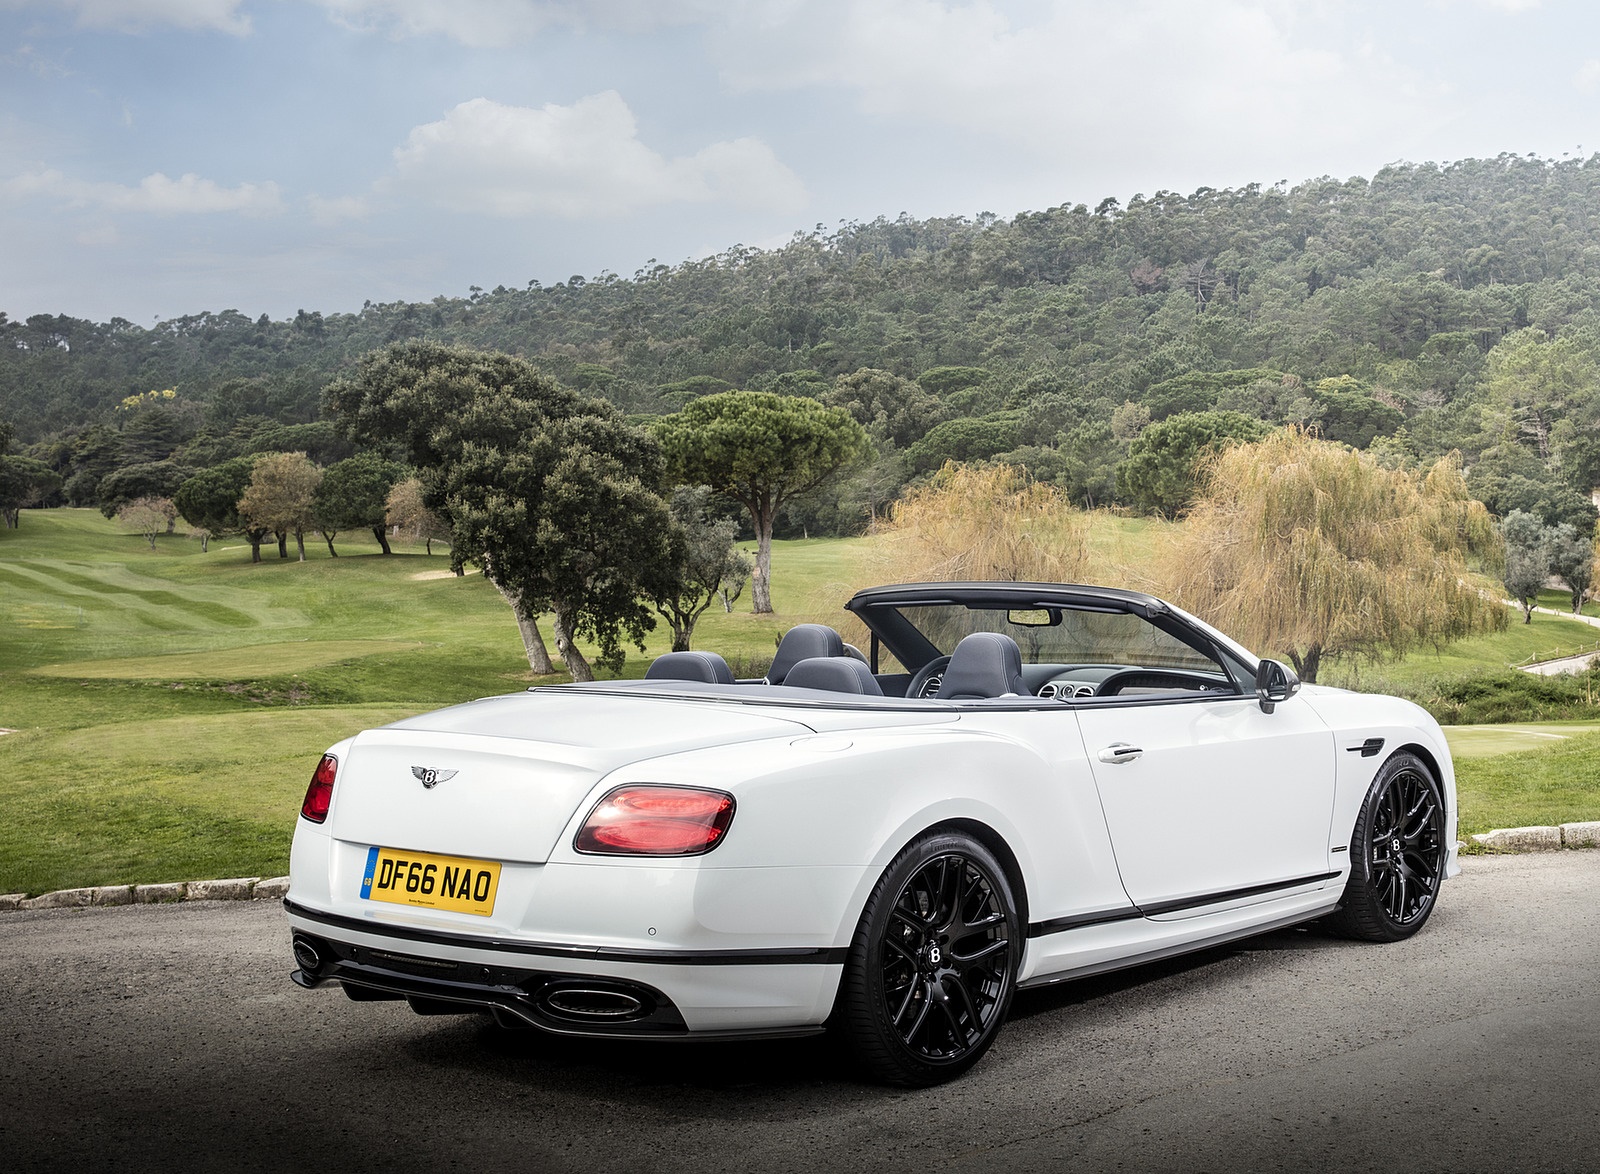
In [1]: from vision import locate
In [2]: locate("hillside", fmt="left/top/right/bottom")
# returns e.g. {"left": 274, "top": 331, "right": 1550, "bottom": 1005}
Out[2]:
{"left": 6, "top": 153, "right": 1600, "bottom": 533}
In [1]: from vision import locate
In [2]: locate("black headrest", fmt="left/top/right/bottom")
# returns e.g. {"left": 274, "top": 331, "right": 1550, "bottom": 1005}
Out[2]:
{"left": 767, "top": 624, "right": 845, "bottom": 684}
{"left": 936, "top": 632, "right": 1026, "bottom": 700}
{"left": 645, "top": 651, "right": 735, "bottom": 685}
{"left": 781, "top": 657, "right": 884, "bottom": 696}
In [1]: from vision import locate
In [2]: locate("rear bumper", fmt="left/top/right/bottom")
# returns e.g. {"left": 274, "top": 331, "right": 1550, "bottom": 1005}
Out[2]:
{"left": 284, "top": 898, "right": 843, "bottom": 1038}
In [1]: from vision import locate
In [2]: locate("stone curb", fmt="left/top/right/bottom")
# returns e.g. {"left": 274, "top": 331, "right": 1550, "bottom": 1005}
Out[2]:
{"left": 4, "top": 876, "right": 290, "bottom": 912}
{"left": 1471, "top": 823, "right": 1600, "bottom": 852}
{"left": 9, "top": 828, "right": 1600, "bottom": 907}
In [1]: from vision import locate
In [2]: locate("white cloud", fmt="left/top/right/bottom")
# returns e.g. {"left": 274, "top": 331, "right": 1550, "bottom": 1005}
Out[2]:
{"left": 0, "top": 0, "right": 253, "bottom": 35}
{"left": 704, "top": 1, "right": 1429, "bottom": 178}
{"left": 310, "top": 0, "right": 716, "bottom": 47}
{"left": 1576, "top": 59, "right": 1600, "bottom": 94}
{"left": 4, "top": 168, "right": 283, "bottom": 215}
{"left": 307, "top": 193, "right": 371, "bottom": 224}
{"left": 390, "top": 93, "right": 806, "bottom": 217}
{"left": 1478, "top": 0, "right": 1540, "bottom": 11}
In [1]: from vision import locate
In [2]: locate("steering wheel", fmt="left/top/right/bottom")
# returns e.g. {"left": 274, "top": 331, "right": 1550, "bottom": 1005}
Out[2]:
{"left": 905, "top": 655, "right": 952, "bottom": 699}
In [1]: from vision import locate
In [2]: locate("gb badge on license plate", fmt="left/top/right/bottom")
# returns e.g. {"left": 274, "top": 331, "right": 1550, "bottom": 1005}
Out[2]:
{"left": 359, "top": 846, "right": 501, "bottom": 916}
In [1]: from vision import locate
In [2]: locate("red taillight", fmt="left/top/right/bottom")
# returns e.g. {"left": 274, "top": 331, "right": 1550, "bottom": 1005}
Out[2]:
{"left": 300, "top": 754, "right": 338, "bottom": 823}
{"left": 574, "top": 785, "right": 735, "bottom": 856}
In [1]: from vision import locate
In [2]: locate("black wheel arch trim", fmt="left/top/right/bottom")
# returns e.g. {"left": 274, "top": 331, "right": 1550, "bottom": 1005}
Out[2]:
{"left": 282, "top": 898, "right": 848, "bottom": 966}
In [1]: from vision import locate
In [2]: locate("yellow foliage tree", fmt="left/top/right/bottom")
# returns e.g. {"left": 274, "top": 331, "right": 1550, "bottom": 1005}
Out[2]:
{"left": 1160, "top": 429, "right": 1505, "bottom": 682}
{"left": 385, "top": 477, "right": 451, "bottom": 556}
{"left": 239, "top": 451, "right": 322, "bottom": 563}
{"left": 873, "top": 462, "right": 1089, "bottom": 584}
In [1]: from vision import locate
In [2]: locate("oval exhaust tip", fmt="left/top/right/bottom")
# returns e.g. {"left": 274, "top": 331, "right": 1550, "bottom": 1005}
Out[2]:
{"left": 544, "top": 988, "right": 645, "bottom": 1020}
{"left": 293, "top": 939, "right": 322, "bottom": 973}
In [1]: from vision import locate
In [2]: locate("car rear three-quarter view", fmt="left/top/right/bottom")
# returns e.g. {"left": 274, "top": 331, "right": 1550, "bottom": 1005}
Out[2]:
{"left": 286, "top": 690, "right": 866, "bottom": 1043}
{"left": 285, "top": 581, "right": 1459, "bottom": 1086}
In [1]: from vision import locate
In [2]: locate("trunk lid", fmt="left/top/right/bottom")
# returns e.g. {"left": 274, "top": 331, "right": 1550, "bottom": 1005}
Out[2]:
{"left": 329, "top": 690, "right": 814, "bottom": 863}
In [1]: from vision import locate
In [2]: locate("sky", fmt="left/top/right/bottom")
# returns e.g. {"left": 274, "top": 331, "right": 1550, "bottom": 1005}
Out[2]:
{"left": 3, "top": 0, "right": 1600, "bottom": 324}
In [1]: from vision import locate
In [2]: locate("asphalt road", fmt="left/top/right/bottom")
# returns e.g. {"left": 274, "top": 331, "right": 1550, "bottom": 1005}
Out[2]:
{"left": 3, "top": 853, "right": 1597, "bottom": 1174}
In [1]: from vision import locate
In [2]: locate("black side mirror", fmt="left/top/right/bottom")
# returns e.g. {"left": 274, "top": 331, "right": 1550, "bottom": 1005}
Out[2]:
{"left": 1255, "top": 659, "right": 1301, "bottom": 714}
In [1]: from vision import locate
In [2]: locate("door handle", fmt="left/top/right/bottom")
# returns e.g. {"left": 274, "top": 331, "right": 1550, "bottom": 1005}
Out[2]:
{"left": 1097, "top": 743, "right": 1144, "bottom": 764}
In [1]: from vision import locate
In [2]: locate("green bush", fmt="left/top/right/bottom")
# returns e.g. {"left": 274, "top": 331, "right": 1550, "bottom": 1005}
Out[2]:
{"left": 1408, "top": 668, "right": 1600, "bottom": 725}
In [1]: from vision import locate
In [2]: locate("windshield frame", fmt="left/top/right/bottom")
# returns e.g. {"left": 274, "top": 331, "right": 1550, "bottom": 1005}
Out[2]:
{"left": 845, "top": 581, "right": 1258, "bottom": 695}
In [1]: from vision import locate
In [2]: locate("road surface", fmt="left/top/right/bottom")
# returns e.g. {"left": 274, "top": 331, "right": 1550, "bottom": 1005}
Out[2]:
{"left": 3, "top": 852, "right": 1597, "bottom": 1173}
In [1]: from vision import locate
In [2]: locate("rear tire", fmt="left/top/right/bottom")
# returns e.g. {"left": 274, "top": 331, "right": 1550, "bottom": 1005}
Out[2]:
{"left": 1325, "top": 752, "right": 1446, "bottom": 942}
{"left": 836, "top": 831, "right": 1019, "bottom": 1086}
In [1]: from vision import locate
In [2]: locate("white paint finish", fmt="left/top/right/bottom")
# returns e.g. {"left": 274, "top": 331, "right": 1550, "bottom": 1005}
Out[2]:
{"left": 1020, "top": 889, "right": 1341, "bottom": 986}
{"left": 305, "top": 835, "right": 868, "bottom": 953}
{"left": 385, "top": 688, "right": 815, "bottom": 753}
{"left": 1296, "top": 690, "right": 1460, "bottom": 880}
{"left": 557, "top": 711, "right": 1131, "bottom": 944}
{"left": 286, "top": 648, "right": 1459, "bottom": 1036}
{"left": 1076, "top": 695, "right": 1337, "bottom": 909}
{"left": 330, "top": 729, "right": 611, "bottom": 864}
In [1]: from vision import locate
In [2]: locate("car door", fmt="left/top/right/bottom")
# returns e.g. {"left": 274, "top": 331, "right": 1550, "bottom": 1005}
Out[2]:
{"left": 1065, "top": 610, "right": 1337, "bottom": 913}
{"left": 1077, "top": 695, "right": 1337, "bottom": 912}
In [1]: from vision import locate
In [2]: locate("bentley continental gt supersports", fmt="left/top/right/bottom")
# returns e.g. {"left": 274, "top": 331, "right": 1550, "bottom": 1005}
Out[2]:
{"left": 285, "top": 582, "right": 1456, "bottom": 1086}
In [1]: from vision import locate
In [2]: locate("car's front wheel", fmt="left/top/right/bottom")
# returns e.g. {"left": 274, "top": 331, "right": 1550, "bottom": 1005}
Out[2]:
{"left": 836, "top": 831, "right": 1019, "bottom": 1086}
{"left": 1325, "top": 752, "right": 1446, "bottom": 942}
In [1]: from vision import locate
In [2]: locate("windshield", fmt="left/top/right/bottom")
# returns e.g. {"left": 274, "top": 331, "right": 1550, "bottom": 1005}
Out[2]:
{"left": 893, "top": 604, "right": 1224, "bottom": 672}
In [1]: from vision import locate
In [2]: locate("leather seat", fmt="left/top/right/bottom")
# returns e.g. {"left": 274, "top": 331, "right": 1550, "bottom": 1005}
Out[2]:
{"left": 936, "top": 632, "right": 1027, "bottom": 700}
{"left": 644, "top": 650, "right": 736, "bottom": 685}
{"left": 781, "top": 657, "right": 885, "bottom": 696}
{"left": 766, "top": 623, "right": 846, "bottom": 684}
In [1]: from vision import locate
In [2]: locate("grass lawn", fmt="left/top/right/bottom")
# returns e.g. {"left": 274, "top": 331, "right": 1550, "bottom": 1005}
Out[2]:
{"left": 1443, "top": 721, "right": 1600, "bottom": 758}
{"left": 1534, "top": 586, "right": 1599, "bottom": 620}
{"left": 0, "top": 507, "right": 1594, "bottom": 894}
{"left": 0, "top": 510, "right": 882, "bottom": 893}
{"left": 1322, "top": 609, "right": 1600, "bottom": 694}
{"left": 0, "top": 706, "right": 418, "bottom": 895}
{"left": 1453, "top": 729, "right": 1600, "bottom": 837}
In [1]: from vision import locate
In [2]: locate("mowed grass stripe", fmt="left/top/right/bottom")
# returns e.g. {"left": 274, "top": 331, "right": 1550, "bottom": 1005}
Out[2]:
{"left": 30, "top": 639, "right": 430, "bottom": 680}
{"left": 0, "top": 562, "right": 190, "bottom": 631}
{"left": 14, "top": 559, "right": 264, "bottom": 627}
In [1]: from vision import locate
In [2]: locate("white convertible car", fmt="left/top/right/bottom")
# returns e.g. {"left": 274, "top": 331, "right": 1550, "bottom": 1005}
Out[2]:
{"left": 286, "top": 582, "right": 1456, "bottom": 1085}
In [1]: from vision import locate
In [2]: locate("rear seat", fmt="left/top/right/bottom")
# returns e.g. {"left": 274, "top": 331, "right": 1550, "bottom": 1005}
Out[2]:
{"left": 643, "top": 650, "right": 736, "bottom": 684}
{"left": 780, "top": 657, "right": 885, "bottom": 696}
{"left": 765, "top": 623, "right": 846, "bottom": 684}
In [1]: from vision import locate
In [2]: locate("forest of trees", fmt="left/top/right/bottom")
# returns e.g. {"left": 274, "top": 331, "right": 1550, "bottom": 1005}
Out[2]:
{"left": 6, "top": 153, "right": 1600, "bottom": 537}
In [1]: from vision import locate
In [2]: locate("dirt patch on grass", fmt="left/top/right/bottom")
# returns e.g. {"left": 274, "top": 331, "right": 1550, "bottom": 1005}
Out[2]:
{"left": 409, "top": 569, "right": 458, "bottom": 581}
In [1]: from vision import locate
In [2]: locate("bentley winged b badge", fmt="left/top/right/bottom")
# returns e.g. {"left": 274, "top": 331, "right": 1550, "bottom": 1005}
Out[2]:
{"left": 411, "top": 766, "right": 457, "bottom": 788}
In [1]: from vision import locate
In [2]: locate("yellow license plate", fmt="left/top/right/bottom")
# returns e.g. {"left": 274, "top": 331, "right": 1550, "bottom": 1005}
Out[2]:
{"left": 359, "top": 846, "right": 501, "bottom": 917}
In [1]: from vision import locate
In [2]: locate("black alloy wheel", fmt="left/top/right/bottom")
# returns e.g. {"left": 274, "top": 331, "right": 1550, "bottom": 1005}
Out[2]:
{"left": 837, "top": 831, "right": 1019, "bottom": 1086}
{"left": 1326, "top": 752, "right": 1446, "bottom": 942}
